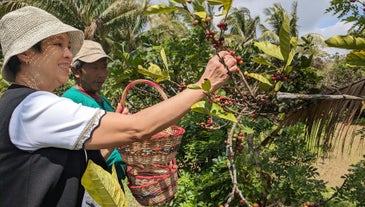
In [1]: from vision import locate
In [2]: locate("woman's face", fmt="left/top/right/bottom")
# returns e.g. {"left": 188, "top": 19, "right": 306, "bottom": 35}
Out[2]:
{"left": 22, "top": 33, "right": 74, "bottom": 91}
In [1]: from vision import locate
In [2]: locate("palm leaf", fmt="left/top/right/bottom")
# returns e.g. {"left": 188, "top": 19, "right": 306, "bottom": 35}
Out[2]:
{"left": 280, "top": 78, "right": 365, "bottom": 154}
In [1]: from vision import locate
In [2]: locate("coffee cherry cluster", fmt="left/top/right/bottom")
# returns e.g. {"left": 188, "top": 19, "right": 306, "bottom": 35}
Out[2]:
{"left": 272, "top": 72, "right": 288, "bottom": 82}
{"left": 194, "top": 17, "right": 244, "bottom": 65}
{"left": 233, "top": 132, "right": 245, "bottom": 153}
{"left": 205, "top": 29, "right": 225, "bottom": 50}
{"left": 227, "top": 50, "right": 244, "bottom": 65}
{"left": 217, "top": 21, "right": 228, "bottom": 31}
{"left": 199, "top": 116, "right": 220, "bottom": 129}
{"left": 256, "top": 94, "right": 270, "bottom": 105}
{"left": 212, "top": 94, "right": 237, "bottom": 107}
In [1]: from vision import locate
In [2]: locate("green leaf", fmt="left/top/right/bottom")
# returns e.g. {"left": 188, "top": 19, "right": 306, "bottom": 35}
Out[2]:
{"left": 194, "top": 11, "right": 207, "bottom": 19}
{"left": 144, "top": 4, "right": 180, "bottom": 15}
{"left": 248, "top": 72, "right": 272, "bottom": 86}
{"left": 239, "top": 124, "right": 255, "bottom": 134}
{"left": 252, "top": 56, "right": 276, "bottom": 68}
{"left": 211, "top": 103, "right": 237, "bottom": 122}
{"left": 160, "top": 48, "right": 169, "bottom": 70}
{"left": 201, "top": 79, "right": 211, "bottom": 92}
{"left": 81, "top": 160, "right": 126, "bottom": 207}
{"left": 286, "top": 47, "right": 296, "bottom": 68}
{"left": 187, "top": 84, "right": 201, "bottom": 89}
{"left": 206, "top": 0, "right": 232, "bottom": 15}
{"left": 170, "top": 0, "right": 186, "bottom": 4}
{"left": 191, "top": 101, "right": 237, "bottom": 122}
{"left": 285, "top": 65, "right": 293, "bottom": 73}
{"left": 221, "top": 0, "right": 233, "bottom": 15}
{"left": 274, "top": 81, "right": 283, "bottom": 92}
{"left": 279, "top": 14, "right": 291, "bottom": 62}
{"left": 346, "top": 51, "right": 365, "bottom": 67}
{"left": 207, "top": 0, "right": 223, "bottom": 5}
{"left": 138, "top": 64, "right": 170, "bottom": 82}
{"left": 254, "top": 41, "right": 284, "bottom": 60}
{"left": 325, "top": 35, "right": 365, "bottom": 50}
{"left": 191, "top": 101, "right": 211, "bottom": 114}
{"left": 258, "top": 82, "right": 272, "bottom": 91}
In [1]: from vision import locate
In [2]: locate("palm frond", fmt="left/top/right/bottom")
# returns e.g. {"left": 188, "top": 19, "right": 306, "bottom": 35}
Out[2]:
{"left": 281, "top": 78, "right": 365, "bottom": 154}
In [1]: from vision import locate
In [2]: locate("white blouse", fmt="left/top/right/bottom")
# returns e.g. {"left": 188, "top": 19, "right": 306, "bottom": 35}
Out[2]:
{"left": 9, "top": 91, "right": 106, "bottom": 152}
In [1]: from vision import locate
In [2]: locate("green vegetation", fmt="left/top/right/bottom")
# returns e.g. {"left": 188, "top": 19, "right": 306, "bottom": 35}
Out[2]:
{"left": 1, "top": 0, "right": 365, "bottom": 206}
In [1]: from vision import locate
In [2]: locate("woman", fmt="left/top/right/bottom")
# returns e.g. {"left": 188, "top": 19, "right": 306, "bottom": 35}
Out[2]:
{"left": 0, "top": 6, "right": 238, "bottom": 207}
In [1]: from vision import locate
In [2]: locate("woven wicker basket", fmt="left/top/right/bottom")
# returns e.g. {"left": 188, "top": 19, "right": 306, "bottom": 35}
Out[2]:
{"left": 127, "top": 160, "right": 178, "bottom": 206}
{"left": 117, "top": 79, "right": 185, "bottom": 166}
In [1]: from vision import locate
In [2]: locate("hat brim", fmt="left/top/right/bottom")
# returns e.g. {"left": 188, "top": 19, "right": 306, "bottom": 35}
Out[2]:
{"left": 76, "top": 54, "right": 112, "bottom": 63}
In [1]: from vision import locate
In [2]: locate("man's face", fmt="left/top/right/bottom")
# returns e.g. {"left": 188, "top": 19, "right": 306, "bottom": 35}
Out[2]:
{"left": 78, "top": 58, "right": 108, "bottom": 93}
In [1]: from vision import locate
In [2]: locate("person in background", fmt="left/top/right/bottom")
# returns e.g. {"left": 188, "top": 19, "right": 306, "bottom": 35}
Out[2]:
{"left": 0, "top": 6, "right": 238, "bottom": 207}
{"left": 62, "top": 40, "right": 126, "bottom": 206}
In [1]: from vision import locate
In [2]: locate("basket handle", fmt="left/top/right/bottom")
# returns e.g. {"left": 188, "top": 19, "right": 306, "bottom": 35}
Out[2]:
{"left": 117, "top": 79, "right": 168, "bottom": 113}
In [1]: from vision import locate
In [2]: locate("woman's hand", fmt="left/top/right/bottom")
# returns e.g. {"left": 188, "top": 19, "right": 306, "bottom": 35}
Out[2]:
{"left": 115, "top": 103, "right": 130, "bottom": 114}
{"left": 196, "top": 50, "right": 239, "bottom": 92}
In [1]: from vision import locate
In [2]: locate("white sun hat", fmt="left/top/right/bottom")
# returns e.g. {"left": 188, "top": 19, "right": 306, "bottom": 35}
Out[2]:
{"left": 0, "top": 6, "right": 84, "bottom": 82}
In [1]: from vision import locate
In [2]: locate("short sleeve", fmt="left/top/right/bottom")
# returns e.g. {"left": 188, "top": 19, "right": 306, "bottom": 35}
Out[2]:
{"left": 9, "top": 91, "right": 106, "bottom": 152}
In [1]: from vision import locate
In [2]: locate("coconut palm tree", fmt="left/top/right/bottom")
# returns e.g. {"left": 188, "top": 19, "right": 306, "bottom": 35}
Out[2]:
{"left": 259, "top": 2, "right": 299, "bottom": 43}
{"left": 0, "top": 0, "right": 150, "bottom": 53}
{"left": 225, "top": 7, "right": 260, "bottom": 50}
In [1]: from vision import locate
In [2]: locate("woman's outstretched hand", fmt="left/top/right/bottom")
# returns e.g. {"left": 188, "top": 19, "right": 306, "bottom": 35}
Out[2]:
{"left": 196, "top": 50, "right": 239, "bottom": 92}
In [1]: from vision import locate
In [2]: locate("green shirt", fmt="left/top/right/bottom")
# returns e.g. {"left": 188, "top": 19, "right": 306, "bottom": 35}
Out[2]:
{"left": 62, "top": 87, "right": 126, "bottom": 181}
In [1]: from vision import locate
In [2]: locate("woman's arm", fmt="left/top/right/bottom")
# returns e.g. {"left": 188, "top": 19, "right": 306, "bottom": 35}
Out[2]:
{"left": 85, "top": 51, "right": 238, "bottom": 149}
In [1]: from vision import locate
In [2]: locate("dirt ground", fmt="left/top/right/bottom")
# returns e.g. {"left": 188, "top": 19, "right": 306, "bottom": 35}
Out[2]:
{"left": 315, "top": 130, "right": 364, "bottom": 187}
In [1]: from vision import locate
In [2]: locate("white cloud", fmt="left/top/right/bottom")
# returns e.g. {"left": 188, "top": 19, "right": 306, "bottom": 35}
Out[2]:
{"left": 314, "top": 21, "right": 353, "bottom": 38}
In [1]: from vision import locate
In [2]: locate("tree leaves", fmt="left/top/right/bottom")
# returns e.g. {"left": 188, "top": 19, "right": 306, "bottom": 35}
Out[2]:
{"left": 254, "top": 41, "right": 284, "bottom": 61}
{"left": 325, "top": 35, "right": 365, "bottom": 50}
{"left": 144, "top": 4, "right": 180, "bottom": 15}
{"left": 346, "top": 51, "right": 365, "bottom": 66}
{"left": 191, "top": 101, "right": 237, "bottom": 122}
{"left": 138, "top": 63, "right": 170, "bottom": 82}
{"left": 279, "top": 14, "right": 291, "bottom": 62}
{"left": 325, "top": 35, "right": 365, "bottom": 67}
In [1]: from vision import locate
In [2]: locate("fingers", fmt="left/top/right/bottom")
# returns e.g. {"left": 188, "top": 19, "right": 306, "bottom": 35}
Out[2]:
{"left": 116, "top": 103, "right": 129, "bottom": 114}
{"left": 216, "top": 51, "right": 239, "bottom": 75}
{"left": 197, "top": 50, "right": 241, "bottom": 91}
{"left": 115, "top": 103, "right": 124, "bottom": 113}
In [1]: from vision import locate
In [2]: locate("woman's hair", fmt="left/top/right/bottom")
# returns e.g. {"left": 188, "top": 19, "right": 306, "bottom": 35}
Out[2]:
{"left": 7, "top": 42, "right": 42, "bottom": 78}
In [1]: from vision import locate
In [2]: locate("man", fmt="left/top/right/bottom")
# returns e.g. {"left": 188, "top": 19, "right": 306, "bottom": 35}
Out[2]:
{"left": 62, "top": 40, "right": 126, "bottom": 190}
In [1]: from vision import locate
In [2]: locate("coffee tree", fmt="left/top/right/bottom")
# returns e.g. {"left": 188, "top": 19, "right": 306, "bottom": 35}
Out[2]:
{"left": 136, "top": 0, "right": 329, "bottom": 206}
